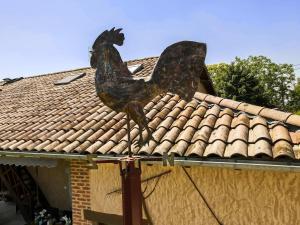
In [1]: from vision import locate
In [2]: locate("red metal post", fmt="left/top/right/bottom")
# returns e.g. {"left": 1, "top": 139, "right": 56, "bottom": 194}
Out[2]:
{"left": 120, "top": 160, "right": 143, "bottom": 225}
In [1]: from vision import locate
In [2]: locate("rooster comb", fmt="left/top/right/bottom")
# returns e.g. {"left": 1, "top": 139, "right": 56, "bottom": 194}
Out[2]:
{"left": 92, "top": 27, "right": 124, "bottom": 49}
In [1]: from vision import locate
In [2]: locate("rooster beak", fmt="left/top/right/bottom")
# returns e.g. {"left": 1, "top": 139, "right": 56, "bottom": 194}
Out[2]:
{"left": 90, "top": 51, "right": 98, "bottom": 69}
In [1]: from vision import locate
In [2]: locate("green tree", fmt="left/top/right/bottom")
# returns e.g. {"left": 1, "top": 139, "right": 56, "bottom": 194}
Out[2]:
{"left": 287, "top": 81, "right": 300, "bottom": 114}
{"left": 208, "top": 56, "right": 296, "bottom": 110}
{"left": 210, "top": 60, "right": 266, "bottom": 105}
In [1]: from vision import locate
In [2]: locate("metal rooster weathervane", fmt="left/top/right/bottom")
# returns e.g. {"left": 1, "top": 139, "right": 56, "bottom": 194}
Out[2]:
{"left": 90, "top": 27, "right": 215, "bottom": 154}
{"left": 89, "top": 27, "right": 215, "bottom": 225}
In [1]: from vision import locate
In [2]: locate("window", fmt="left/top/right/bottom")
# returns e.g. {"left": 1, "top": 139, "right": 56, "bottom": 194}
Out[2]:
{"left": 54, "top": 73, "right": 86, "bottom": 85}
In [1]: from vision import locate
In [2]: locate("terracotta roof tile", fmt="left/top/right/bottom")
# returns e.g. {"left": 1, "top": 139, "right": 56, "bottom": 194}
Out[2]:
{"left": 185, "top": 140, "right": 207, "bottom": 157}
{"left": 224, "top": 140, "right": 248, "bottom": 157}
{"left": 204, "top": 140, "right": 226, "bottom": 157}
{"left": 219, "top": 98, "right": 242, "bottom": 110}
{"left": 293, "top": 145, "right": 300, "bottom": 159}
{"left": 272, "top": 140, "right": 294, "bottom": 159}
{"left": 259, "top": 108, "right": 292, "bottom": 123}
{"left": 270, "top": 123, "right": 292, "bottom": 143}
{"left": 248, "top": 140, "right": 272, "bottom": 158}
{"left": 0, "top": 57, "right": 299, "bottom": 162}
{"left": 286, "top": 115, "right": 300, "bottom": 127}
{"left": 290, "top": 132, "right": 300, "bottom": 144}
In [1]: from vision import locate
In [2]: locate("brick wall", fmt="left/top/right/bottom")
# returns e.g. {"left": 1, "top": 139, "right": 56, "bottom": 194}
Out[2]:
{"left": 70, "top": 160, "right": 92, "bottom": 225}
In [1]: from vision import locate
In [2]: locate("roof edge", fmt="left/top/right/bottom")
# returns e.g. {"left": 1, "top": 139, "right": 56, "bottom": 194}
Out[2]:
{"left": 9, "top": 56, "right": 160, "bottom": 80}
{"left": 194, "top": 92, "right": 300, "bottom": 127}
{"left": 1, "top": 151, "right": 300, "bottom": 172}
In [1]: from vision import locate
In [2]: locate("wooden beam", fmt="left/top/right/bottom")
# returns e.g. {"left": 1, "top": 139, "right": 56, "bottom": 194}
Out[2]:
{"left": 84, "top": 209, "right": 149, "bottom": 225}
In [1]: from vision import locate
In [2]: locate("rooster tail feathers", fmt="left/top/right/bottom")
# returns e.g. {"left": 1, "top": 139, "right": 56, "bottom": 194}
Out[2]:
{"left": 150, "top": 41, "right": 215, "bottom": 101}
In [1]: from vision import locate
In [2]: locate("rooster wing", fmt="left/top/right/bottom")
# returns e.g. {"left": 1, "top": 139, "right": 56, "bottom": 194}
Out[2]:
{"left": 149, "top": 41, "right": 215, "bottom": 102}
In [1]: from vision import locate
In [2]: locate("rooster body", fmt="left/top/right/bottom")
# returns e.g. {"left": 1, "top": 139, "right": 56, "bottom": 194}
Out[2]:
{"left": 91, "top": 28, "right": 215, "bottom": 147}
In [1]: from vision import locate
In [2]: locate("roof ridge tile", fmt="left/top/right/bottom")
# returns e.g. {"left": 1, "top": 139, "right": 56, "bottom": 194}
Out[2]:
{"left": 195, "top": 93, "right": 300, "bottom": 128}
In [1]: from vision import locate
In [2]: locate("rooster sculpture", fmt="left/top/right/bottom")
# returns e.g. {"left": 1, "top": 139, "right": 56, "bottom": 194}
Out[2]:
{"left": 90, "top": 28, "right": 215, "bottom": 151}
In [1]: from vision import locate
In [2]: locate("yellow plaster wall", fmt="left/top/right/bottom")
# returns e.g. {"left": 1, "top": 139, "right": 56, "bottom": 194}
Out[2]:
{"left": 28, "top": 160, "right": 71, "bottom": 210}
{"left": 90, "top": 164, "right": 300, "bottom": 225}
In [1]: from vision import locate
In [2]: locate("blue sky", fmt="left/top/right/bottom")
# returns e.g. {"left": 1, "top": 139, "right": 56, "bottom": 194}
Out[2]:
{"left": 0, "top": 0, "right": 299, "bottom": 79}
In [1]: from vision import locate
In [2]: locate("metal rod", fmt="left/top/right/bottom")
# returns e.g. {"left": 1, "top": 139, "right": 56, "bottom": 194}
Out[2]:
{"left": 120, "top": 161, "right": 143, "bottom": 225}
{"left": 127, "top": 113, "right": 132, "bottom": 157}
{"left": 182, "top": 167, "right": 222, "bottom": 225}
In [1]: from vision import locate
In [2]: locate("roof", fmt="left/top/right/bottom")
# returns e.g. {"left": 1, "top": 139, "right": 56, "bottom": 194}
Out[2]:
{"left": 0, "top": 57, "right": 299, "bottom": 162}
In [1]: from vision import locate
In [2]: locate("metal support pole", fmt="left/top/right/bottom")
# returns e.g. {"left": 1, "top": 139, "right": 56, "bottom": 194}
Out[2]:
{"left": 120, "top": 160, "right": 143, "bottom": 225}
{"left": 126, "top": 113, "right": 132, "bottom": 157}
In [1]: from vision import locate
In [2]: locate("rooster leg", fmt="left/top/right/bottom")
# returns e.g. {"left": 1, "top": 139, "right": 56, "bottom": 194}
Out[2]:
{"left": 125, "top": 102, "right": 158, "bottom": 147}
{"left": 126, "top": 112, "right": 132, "bottom": 157}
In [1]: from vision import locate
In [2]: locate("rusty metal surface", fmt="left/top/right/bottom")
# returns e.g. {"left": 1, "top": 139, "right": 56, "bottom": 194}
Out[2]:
{"left": 120, "top": 161, "right": 143, "bottom": 225}
{"left": 90, "top": 28, "right": 215, "bottom": 147}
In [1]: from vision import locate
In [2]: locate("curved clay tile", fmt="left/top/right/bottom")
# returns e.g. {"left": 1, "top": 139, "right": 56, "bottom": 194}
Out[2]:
{"left": 170, "top": 126, "right": 197, "bottom": 156}
{"left": 76, "top": 140, "right": 92, "bottom": 153}
{"left": 231, "top": 114, "right": 250, "bottom": 128}
{"left": 215, "top": 114, "right": 233, "bottom": 129}
{"left": 43, "top": 140, "right": 61, "bottom": 152}
{"left": 76, "top": 130, "right": 94, "bottom": 143}
{"left": 98, "top": 140, "right": 119, "bottom": 154}
{"left": 191, "top": 126, "right": 213, "bottom": 143}
{"left": 203, "top": 140, "right": 226, "bottom": 157}
{"left": 270, "top": 124, "right": 292, "bottom": 143}
{"left": 170, "top": 140, "right": 190, "bottom": 156}
{"left": 152, "top": 140, "right": 173, "bottom": 156}
{"left": 53, "top": 141, "right": 70, "bottom": 152}
{"left": 290, "top": 132, "right": 300, "bottom": 144}
{"left": 250, "top": 116, "right": 268, "bottom": 128}
{"left": 237, "top": 103, "right": 264, "bottom": 115}
{"left": 23, "top": 140, "right": 42, "bottom": 151}
{"left": 248, "top": 139, "right": 272, "bottom": 157}
{"left": 248, "top": 125, "right": 271, "bottom": 143}
{"left": 190, "top": 104, "right": 207, "bottom": 119}
{"left": 184, "top": 99, "right": 199, "bottom": 109}
{"left": 34, "top": 140, "right": 51, "bottom": 151}
{"left": 8, "top": 140, "right": 26, "bottom": 150}
{"left": 193, "top": 92, "right": 208, "bottom": 101}
{"left": 17, "top": 140, "right": 35, "bottom": 151}
{"left": 219, "top": 108, "right": 234, "bottom": 117}
{"left": 109, "top": 140, "right": 129, "bottom": 155}
{"left": 200, "top": 115, "right": 218, "bottom": 129}
{"left": 224, "top": 140, "right": 248, "bottom": 157}
{"left": 204, "top": 105, "right": 221, "bottom": 118}
{"left": 286, "top": 114, "right": 300, "bottom": 127}
{"left": 219, "top": 98, "right": 241, "bottom": 110}
{"left": 113, "top": 126, "right": 140, "bottom": 154}
{"left": 227, "top": 124, "right": 248, "bottom": 143}
{"left": 63, "top": 140, "right": 81, "bottom": 153}
{"left": 86, "top": 141, "right": 104, "bottom": 154}
{"left": 60, "top": 130, "right": 78, "bottom": 142}
{"left": 138, "top": 129, "right": 167, "bottom": 155}
{"left": 184, "top": 114, "right": 202, "bottom": 129}
{"left": 34, "top": 130, "right": 51, "bottom": 141}
{"left": 272, "top": 140, "right": 294, "bottom": 159}
{"left": 0, "top": 140, "right": 14, "bottom": 149}
{"left": 208, "top": 126, "right": 230, "bottom": 143}
{"left": 185, "top": 140, "right": 207, "bottom": 157}
{"left": 293, "top": 145, "right": 300, "bottom": 159}
{"left": 259, "top": 108, "right": 292, "bottom": 123}
{"left": 204, "top": 95, "right": 223, "bottom": 104}
{"left": 47, "top": 130, "right": 66, "bottom": 142}
{"left": 199, "top": 101, "right": 209, "bottom": 108}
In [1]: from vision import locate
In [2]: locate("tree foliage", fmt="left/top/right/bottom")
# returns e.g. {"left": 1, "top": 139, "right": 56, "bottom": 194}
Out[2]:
{"left": 208, "top": 56, "right": 298, "bottom": 111}
{"left": 287, "top": 81, "right": 300, "bottom": 114}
